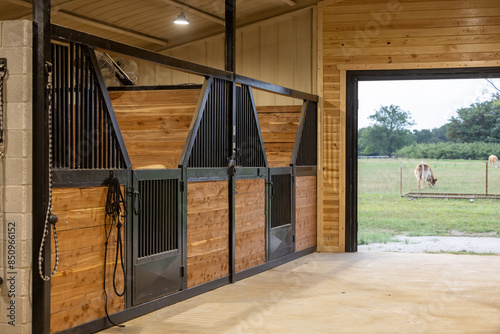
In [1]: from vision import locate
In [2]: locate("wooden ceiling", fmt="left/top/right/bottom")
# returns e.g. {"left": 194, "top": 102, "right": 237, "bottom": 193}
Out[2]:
{"left": 1, "top": 0, "right": 320, "bottom": 52}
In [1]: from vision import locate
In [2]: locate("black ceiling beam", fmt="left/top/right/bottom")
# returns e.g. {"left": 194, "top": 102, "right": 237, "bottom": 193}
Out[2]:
{"left": 51, "top": 24, "right": 233, "bottom": 81}
{"left": 51, "top": 24, "right": 318, "bottom": 102}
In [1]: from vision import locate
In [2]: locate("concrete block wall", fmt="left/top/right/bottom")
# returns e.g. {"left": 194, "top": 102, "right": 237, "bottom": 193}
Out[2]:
{"left": 0, "top": 20, "right": 33, "bottom": 334}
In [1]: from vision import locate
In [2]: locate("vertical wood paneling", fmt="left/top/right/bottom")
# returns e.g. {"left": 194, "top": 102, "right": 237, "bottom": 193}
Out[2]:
{"left": 169, "top": 48, "right": 193, "bottom": 84}
{"left": 207, "top": 35, "right": 225, "bottom": 70}
{"left": 277, "top": 18, "right": 296, "bottom": 106}
{"left": 295, "top": 176, "right": 317, "bottom": 251}
{"left": 295, "top": 13, "right": 313, "bottom": 95}
{"left": 240, "top": 27, "right": 262, "bottom": 102}
{"left": 135, "top": 8, "right": 315, "bottom": 105}
{"left": 187, "top": 181, "right": 229, "bottom": 288}
{"left": 235, "top": 179, "right": 266, "bottom": 273}
{"left": 259, "top": 21, "right": 279, "bottom": 106}
{"left": 50, "top": 187, "right": 125, "bottom": 333}
{"left": 320, "top": 0, "right": 500, "bottom": 252}
{"left": 187, "top": 43, "right": 206, "bottom": 84}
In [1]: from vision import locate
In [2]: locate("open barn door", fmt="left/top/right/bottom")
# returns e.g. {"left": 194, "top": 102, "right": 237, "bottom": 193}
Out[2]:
{"left": 131, "top": 169, "right": 183, "bottom": 305}
{"left": 268, "top": 168, "right": 295, "bottom": 260}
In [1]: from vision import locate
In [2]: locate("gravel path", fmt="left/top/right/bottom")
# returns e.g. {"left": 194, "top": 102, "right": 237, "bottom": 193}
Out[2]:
{"left": 358, "top": 235, "right": 500, "bottom": 254}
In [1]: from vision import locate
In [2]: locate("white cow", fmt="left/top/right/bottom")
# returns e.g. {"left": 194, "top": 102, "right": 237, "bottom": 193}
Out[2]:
{"left": 489, "top": 155, "right": 498, "bottom": 168}
{"left": 414, "top": 162, "right": 437, "bottom": 189}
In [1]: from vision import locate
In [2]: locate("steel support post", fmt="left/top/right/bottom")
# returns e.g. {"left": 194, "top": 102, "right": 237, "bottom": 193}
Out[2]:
{"left": 32, "top": 0, "right": 52, "bottom": 333}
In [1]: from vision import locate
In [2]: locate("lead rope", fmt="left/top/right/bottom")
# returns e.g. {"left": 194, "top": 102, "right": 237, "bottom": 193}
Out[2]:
{"left": 38, "top": 62, "right": 60, "bottom": 281}
{"left": 103, "top": 173, "right": 126, "bottom": 328}
{"left": 0, "top": 59, "right": 7, "bottom": 157}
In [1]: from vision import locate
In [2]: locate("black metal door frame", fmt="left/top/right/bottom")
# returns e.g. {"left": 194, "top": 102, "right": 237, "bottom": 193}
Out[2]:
{"left": 131, "top": 169, "right": 183, "bottom": 305}
{"left": 345, "top": 67, "right": 500, "bottom": 253}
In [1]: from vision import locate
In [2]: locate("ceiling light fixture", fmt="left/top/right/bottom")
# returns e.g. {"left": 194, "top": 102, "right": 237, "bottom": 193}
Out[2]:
{"left": 173, "top": 10, "right": 190, "bottom": 25}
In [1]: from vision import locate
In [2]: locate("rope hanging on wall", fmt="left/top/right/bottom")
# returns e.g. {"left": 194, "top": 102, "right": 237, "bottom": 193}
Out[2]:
{"left": 38, "top": 61, "right": 60, "bottom": 281}
{"left": 103, "top": 171, "right": 127, "bottom": 327}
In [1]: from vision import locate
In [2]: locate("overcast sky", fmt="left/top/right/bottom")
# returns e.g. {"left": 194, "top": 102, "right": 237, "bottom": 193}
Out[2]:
{"left": 358, "top": 78, "right": 500, "bottom": 131}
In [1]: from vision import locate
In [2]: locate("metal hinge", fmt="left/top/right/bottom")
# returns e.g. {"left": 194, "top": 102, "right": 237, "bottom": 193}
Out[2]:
{"left": 292, "top": 234, "right": 295, "bottom": 242}
{"left": 180, "top": 266, "right": 185, "bottom": 278}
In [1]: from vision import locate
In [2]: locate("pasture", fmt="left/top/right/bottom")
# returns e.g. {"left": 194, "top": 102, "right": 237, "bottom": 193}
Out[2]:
{"left": 358, "top": 159, "right": 500, "bottom": 245}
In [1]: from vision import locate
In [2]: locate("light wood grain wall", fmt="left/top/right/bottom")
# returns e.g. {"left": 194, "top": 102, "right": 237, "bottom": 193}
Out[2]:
{"left": 110, "top": 89, "right": 200, "bottom": 169}
{"left": 235, "top": 179, "right": 266, "bottom": 273}
{"left": 319, "top": 0, "right": 500, "bottom": 252}
{"left": 50, "top": 187, "right": 124, "bottom": 333}
{"left": 295, "top": 176, "right": 317, "bottom": 252}
{"left": 256, "top": 105, "right": 302, "bottom": 167}
{"left": 135, "top": 7, "right": 317, "bottom": 106}
{"left": 187, "top": 181, "right": 229, "bottom": 288}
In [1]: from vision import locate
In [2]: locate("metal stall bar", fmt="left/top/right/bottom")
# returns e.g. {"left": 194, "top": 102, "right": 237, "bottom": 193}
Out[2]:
{"left": 86, "top": 46, "right": 131, "bottom": 169}
{"left": 48, "top": 42, "right": 131, "bottom": 173}
{"left": 235, "top": 85, "right": 267, "bottom": 168}
{"left": 292, "top": 101, "right": 318, "bottom": 167}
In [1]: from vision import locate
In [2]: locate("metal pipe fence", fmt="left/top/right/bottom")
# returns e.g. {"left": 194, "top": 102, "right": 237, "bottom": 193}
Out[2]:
{"left": 358, "top": 159, "right": 500, "bottom": 200}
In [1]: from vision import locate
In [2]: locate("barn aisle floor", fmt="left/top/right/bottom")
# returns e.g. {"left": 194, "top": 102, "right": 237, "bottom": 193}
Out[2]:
{"left": 99, "top": 252, "right": 500, "bottom": 334}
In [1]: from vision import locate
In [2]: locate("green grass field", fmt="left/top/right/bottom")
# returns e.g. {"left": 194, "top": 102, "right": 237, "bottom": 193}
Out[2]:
{"left": 358, "top": 159, "right": 500, "bottom": 245}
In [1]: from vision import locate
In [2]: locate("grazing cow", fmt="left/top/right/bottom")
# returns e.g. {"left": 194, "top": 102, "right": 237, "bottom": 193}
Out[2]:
{"left": 489, "top": 155, "right": 498, "bottom": 168}
{"left": 414, "top": 162, "right": 438, "bottom": 189}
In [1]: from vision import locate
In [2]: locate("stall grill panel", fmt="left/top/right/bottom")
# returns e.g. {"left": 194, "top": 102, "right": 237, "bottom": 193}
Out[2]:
{"left": 138, "top": 179, "right": 178, "bottom": 258}
{"left": 295, "top": 101, "right": 318, "bottom": 166}
{"left": 51, "top": 42, "right": 127, "bottom": 169}
{"left": 133, "top": 170, "right": 182, "bottom": 305}
{"left": 236, "top": 85, "right": 266, "bottom": 167}
{"left": 188, "top": 78, "right": 230, "bottom": 168}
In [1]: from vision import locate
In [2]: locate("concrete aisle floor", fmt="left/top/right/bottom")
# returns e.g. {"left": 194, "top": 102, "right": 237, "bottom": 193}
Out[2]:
{"left": 99, "top": 252, "right": 500, "bottom": 334}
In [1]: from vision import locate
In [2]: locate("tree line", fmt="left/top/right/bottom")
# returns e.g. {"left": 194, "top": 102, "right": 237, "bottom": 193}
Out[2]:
{"left": 358, "top": 93, "right": 500, "bottom": 159}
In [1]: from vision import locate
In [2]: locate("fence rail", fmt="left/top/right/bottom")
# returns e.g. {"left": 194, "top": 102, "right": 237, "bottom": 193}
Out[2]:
{"left": 358, "top": 156, "right": 391, "bottom": 159}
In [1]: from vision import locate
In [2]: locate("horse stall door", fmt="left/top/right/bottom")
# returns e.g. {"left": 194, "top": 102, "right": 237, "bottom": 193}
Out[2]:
{"left": 268, "top": 168, "right": 295, "bottom": 260}
{"left": 132, "top": 170, "right": 183, "bottom": 305}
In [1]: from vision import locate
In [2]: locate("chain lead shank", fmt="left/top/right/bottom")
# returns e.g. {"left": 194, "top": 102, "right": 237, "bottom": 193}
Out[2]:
{"left": 38, "top": 61, "right": 60, "bottom": 281}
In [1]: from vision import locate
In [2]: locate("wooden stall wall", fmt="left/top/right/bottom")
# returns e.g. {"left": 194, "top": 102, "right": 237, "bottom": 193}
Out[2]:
{"left": 295, "top": 176, "right": 317, "bottom": 252}
{"left": 135, "top": 7, "right": 317, "bottom": 106}
{"left": 187, "top": 181, "right": 229, "bottom": 288}
{"left": 235, "top": 179, "right": 266, "bottom": 273}
{"left": 257, "top": 105, "right": 302, "bottom": 167}
{"left": 319, "top": 0, "right": 500, "bottom": 252}
{"left": 110, "top": 89, "right": 200, "bottom": 169}
{"left": 50, "top": 187, "right": 124, "bottom": 333}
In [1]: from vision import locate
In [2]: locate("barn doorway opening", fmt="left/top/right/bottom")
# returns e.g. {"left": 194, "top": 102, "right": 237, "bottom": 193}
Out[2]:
{"left": 345, "top": 68, "right": 500, "bottom": 252}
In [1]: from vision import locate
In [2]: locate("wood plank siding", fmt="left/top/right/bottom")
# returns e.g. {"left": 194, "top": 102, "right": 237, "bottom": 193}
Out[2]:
{"left": 257, "top": 105, "right": 302, "bottom": 167}
{"left": 110, "top": 89, "right": 200, "bottom": 169}
{"left": 319, "top": 0, "right": 500, "bottom": 252}
{"left": 295, "top": 176, "right": 317, "bottom": 252}
{"left": 50, "top": 187, "right": 125, "bottom": 333}
{"left": 235, "top": 178, "right": 266, "bottom": 273}
{"left": 187, "top": 181, "right": 229, "bottom": 288}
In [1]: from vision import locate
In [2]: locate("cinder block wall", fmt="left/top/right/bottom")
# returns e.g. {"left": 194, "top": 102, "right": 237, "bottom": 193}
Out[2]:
{"left": 0, "top": 20, "right": 33, "bottom": 334}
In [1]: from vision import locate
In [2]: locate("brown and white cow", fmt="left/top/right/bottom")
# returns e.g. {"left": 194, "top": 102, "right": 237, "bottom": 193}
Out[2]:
{"left": 414, "top": 162, "right": 437, "bottom": 189}
{"left": 489, "top": 155, "right": 498, "bottom": 168}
